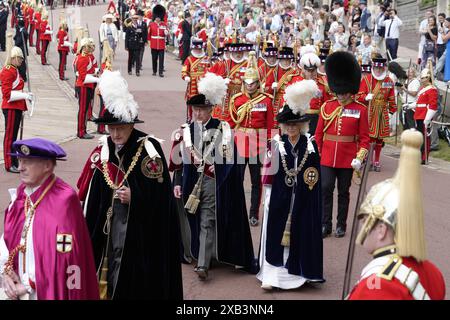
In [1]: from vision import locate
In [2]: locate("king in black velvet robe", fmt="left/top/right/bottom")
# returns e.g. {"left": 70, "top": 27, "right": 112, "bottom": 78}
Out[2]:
{"left": 78, "top": 129, "right": 183, "bottom": 299}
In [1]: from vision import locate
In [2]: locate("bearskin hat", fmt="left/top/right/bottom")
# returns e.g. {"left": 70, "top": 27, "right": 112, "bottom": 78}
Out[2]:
{"left": 325, "top": 51, "right": 361, "bottom": 95}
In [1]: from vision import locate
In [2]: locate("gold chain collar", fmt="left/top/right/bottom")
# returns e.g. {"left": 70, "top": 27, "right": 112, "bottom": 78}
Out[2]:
{"left": 101, "top": 139, "right": 145, "bottom": 190}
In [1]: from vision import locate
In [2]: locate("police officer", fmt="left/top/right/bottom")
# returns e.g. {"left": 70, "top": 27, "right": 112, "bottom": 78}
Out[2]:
{"left": 125, "top": 10, "right": 144, "bottom": 76}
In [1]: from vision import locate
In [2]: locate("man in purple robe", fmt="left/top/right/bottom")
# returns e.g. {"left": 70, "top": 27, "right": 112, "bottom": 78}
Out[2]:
{"left": 0, "top": 138, "right": 99, "bottom": 300}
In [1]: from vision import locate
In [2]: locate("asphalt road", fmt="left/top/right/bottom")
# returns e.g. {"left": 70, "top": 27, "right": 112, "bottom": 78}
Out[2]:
{"left": 0, "top": 4, "right": 448, "bottom": 300}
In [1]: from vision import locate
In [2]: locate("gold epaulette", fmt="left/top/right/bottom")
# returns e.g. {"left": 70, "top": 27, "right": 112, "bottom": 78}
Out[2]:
{"left": 261, "top": 92, "right": 273, "bottom": 100}
{"left": 378, "top": 255, "right": 403, "bottom": 281}
{"left": 230, "top": 92, "right": 243, "bottom": 102}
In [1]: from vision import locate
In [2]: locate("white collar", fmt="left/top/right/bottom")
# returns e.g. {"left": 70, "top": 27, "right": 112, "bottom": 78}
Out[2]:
{"left": 25, "top": 185, "right": 42, "bottom": 197}
{"left": 191, "top": 51, "right": 205, "bottom": 59}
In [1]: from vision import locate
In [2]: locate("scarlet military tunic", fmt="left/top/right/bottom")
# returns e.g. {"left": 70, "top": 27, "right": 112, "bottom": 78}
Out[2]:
{"left": 349, "top": 255, "right": 445, "bottom": 300}
{"left": 147, "top": 22, "right": 167, "bottom": 50}
{"left": 208, "top": 59, "right": 247, "bottom": 123}
{"left": 39, "top": 19, "right": 52, "bottom": 41}
{"left": 357, "top": 74, "right": 396, "bottom": 139}
{"left": 181, "top": 55, "right": 210, "bottom": 100}
{"left": 265, "top": 66, "right": 300, "bottom": 125}
{"left": 257, "top": 58, "right": 276, "bottom": 93}
{"left": 315, "top": 98, "right": 370, "bottom": 168}
{"left": 57, "top": 30, "right": 70, "bottom": 52}
{"left": 414, "top": 85, "right": 438, "bottom": 121}
{"left": 75, "top": 53, "right": 97, "bottom": 89}
{"left": 0, "top": 65, "right": 27, "bottom": 111}
{"left": 229, "top": 92, "right": 275, "bottom": 158}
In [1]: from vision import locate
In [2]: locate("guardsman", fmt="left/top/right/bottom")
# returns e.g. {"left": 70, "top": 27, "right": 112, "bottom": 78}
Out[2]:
{"left": 414, "top": 66, "right": 438, "bottom": 164}
{"left": 208, "top": 43, "right": 251, "bottom": 124}
{"left": 348, "top": 130, "right": 445, "bottom": 300}
{"left": 265, "top": 47, "right": 300, "bottom": 128}
{"left": 181, "top": 39, "right": 210, "bottom": 121}
{"left": 57, "top": 20, "right": 71, "bottom": 80}
{"left": 169, "top": 73, "right": 257, "bottom": 280}
{"left": 75, "top": 37, "right": 99, "bottom": 139}
{"left": 0, "top": 35, "right": 34, "bottom": 173}
{"left": 34, "top": 4, "right": 42, "bottom": 54}
{"left": 257, "top": 45, "right": 278, "bottom": 93}
{"left": 27, "top": 1, "right": 35, "bottom": 46}
{"left": 315, "top": 51, "right": 370, "bottom": 239}
{"left": 357, "top": 56, "right": 396, "bottom": 172}
{"left": 147, "top": 4, "right": 168, "bottom": 77}
{"left": 39, "top": 8, "right": 52, "bottom": 65}
{"left": 291, "top": 50, "right": 332, "bottom": 134}
{"left": 229, "top": 52, "right": 275, "bottom": 226}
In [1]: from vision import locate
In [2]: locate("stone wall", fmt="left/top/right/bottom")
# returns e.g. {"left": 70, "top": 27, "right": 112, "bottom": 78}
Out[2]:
{"left": 397, "top": 0, "right": 419, "bottom": 31}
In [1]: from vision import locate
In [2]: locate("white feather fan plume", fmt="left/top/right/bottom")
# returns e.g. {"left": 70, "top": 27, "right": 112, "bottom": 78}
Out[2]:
{"left": 284, "top": 80, "right": 319, "bottom": 115}
{"left": 198, "top": 72, "right": 228, "bottom": 106}
{"left": 300, "top": 44, "right": 316, "bottom": 57}
{"left": 99, "top": 70, "right": 139, "bottom": 123}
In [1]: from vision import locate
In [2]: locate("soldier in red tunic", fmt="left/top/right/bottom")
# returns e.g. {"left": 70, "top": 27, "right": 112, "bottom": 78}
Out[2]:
{"left": 357, "top": 57, "right": 396, "bottom": 171}
{"left": 75, "top": 37, "right": 99, "bottom": 139}
{"left": 57, "top": 21, "right": 71, "bottom": 80}
{"left": 39, "top": 10, "right": 52, "bottom": 65}
{"left": 315, "top": 52, "right": 370, "bottom": 238}
{"left": 0, "top": 41, "right": 34, "bottom": 173}
{"left": 34, "top": 4, "right": 42, "bottom": 55}
{"left": 348, "top": 129, "right": 445, "bottom": 300}
{"left": 208, "top": 43, "right": 251, "bottom": 124}
{"left": 257, "top": 46, "right": 278, "bottom": 93}
{"left": 229, "top": 52, "right": 275, "bottom": 226}
{"left": 414, "top": 67, "right": 438, "bottom": 164}
{"left": 181, "top": 40, "right": 210, "bottom": 122}
{"left": 265, "top": 47, "right": 300, "bottom": 128}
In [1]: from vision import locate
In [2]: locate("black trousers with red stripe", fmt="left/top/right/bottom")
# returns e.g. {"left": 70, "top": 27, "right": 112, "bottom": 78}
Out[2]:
{"left": 58, "top": 50, "right": 68, "bottom": 79}
{"left": 41, "top": 40, "right": 49, "bottom": 64}
{"left": 2, "top": 109, "right": 22, "bottom": 170}
{"left": 76, "top": 86, "right": 94, "bottom": 137}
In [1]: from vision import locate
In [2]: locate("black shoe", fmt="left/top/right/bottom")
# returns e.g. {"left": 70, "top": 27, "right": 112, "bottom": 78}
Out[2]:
{"left": 421, "top": 160, "right": 426, "bottom": 165}
{"left": 322, "top": 226, "right": 331, "bottom": 238}
{"left": 335, "top": 226, "right": 346, "bottom": 238}
{"left": 136, "top": 72, "right": 140, "bottom": 77}
{"left": 128, "top": 71, "right": 132, "bottom": 75}
{"left": 7, "top": 166, "right": 20, "bottom": 174}
{"left": 80, "top": 133, "right": 95, "bottom": 139}
{"left": 159, "top": 73, "right": 164, "bottom": 77}
{"left": 195, "top": 266, "right": 208, "bottom": 280}
{"left": 430, "top": 147, "right": 439, "bottom": 151}
{"left": 152, "top": 72, "right": 156, "bottom": 76}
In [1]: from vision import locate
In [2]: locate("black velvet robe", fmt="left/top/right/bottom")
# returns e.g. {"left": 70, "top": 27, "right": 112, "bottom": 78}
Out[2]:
{"left": 81, "top": 129, "right": 183, "bottom": 299}
{"left": 264, "top": 134, "right": 324, "bottom": 281}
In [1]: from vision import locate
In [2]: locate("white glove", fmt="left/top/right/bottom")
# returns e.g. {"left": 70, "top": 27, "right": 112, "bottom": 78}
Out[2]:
{"left": 44, "top": 30, "right": 53, "bottom": 35}
{"left": 9, "top": 91, "right": 33, "bottom": 102}
{"left": 63, "top": 41, "right": 72, "bottom": 48}
{"left": 184, "top": 76, "right": 191, "bottom": 83}
{"left": 224, "top": 78, "right": 231, "bottom": 85}
{"left": 424, "top": 109, "right": 437, "bottom": 128}
{"left": 271, "top": 82, "right": 278, "bottom": 90}
{"left": 351, "top": 158, "right": 362, "bottom": 171}
{"left": 177, "top": 34, "right": 182, "bottom": 41}
{"left": 365, "top": 93, "right": 373, "bottom": 101}
{"left": 84, "top": 74, "right": 100, "bottom": 84}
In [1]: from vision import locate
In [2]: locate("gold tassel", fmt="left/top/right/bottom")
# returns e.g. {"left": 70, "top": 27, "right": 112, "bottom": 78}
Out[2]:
{"left": 98, "top": 257, "right": 109, "bottom": 300}
{"left": 207, "top": 40, "right": 213, "bottom": 58}
{"left": 281, "top": 213, "right": 292, "bottom": 247}
{"left": 184, "top": 174, "right": 204, "bottom": 214}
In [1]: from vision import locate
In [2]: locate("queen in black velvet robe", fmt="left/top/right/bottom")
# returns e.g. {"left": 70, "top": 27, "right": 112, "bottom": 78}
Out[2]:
{"left": 257, "top": 130, "right": 325, "bottom": 289}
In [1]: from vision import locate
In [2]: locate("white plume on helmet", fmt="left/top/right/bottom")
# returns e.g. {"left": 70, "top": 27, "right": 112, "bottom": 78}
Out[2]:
{"left": 284, "top": 80, "right": 319, "bottom": 115}
{"left": 198, "top": 72, "right": 228, "bottom": 106}
{"left": 98, "top": 70, "right": 139, "bottom": 123}
{"left": 300, "top": 52, "right": 321, "bottom": 69}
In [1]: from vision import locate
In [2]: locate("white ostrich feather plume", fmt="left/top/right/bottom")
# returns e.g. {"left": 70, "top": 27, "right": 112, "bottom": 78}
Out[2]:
{"left": 198, "top": 72, "right": 228, "bottom": 106}
{"left": 99, "top": 70, "right": 139, "bottom": 123}
{"left": 284, "top": 80, "right": 319, "bottom": 115}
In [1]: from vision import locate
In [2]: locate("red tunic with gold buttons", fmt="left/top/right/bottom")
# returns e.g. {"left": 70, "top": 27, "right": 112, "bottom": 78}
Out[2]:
{"left": 75, "top": 53, "right": 97, "bottom": 89}
{"left": 315, "top": 98, "right": 370, "bottom": 168}
{"left": 357, "top": 74, "right": 396, "bottom": 139}
{"left": 414, "top": 85, "right": 438, "bottom": 121}
{"left": 208, "top": 59, "right": 246, "bottom": 123}
{"left": 181, "top": 55, "right": 210, "bottom": 101}
{"left": 265, "top": 66, "right": 300, "bottom": 126}
{"left": 39, "top": 19, "right": 52, "bottom": 41}
{"left": 229, "top": 92, "right": 275, "bottom": 158}
{"left": 147, "top": 21, "right": 167, "bottom": 50}
{"left": 0, "top": 65, "right": 27, "bottom": 111}
{"left": 257, "top": 58, "right": 276, "bottom": 93}
{"left": 349, "top": 256, "right": 445, "bottom": 300}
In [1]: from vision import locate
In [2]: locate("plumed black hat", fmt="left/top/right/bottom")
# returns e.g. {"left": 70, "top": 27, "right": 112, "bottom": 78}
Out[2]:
{"left": 186, "top": 94, "right": 212, "bottom": 108}
{"left": 325, "top": 51, "right": 361, "bottom": 95}
{"left": 276, "top": 105, "right": 310, "bottom": 123}
{"left": 153, "top": 4, "right": 166, "bottom": 20}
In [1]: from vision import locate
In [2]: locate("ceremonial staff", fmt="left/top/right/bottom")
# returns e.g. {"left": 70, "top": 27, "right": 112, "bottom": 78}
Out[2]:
{"left": 341, "top": 144, "right": 374, "bottom": 299}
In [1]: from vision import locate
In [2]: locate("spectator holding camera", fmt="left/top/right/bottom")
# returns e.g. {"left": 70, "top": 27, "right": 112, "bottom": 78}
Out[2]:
{"left": 381, "top": 8, "right": 402, "bottom": 60}
{"left": 421, "top": 15, "right": 438, "bottom": 67}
